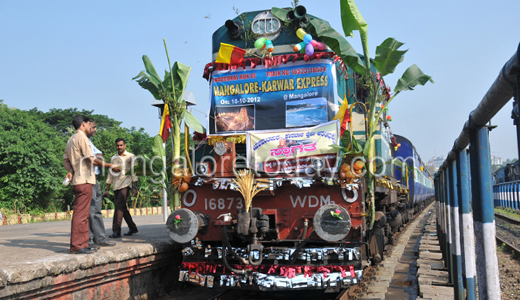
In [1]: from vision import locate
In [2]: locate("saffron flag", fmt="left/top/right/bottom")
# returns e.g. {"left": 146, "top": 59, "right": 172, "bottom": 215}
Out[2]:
{"left": 160, "top": 104, "right": 171, "bottom": 143}
{"left": 215, "top": 43, "right": 246, "bottom": 65}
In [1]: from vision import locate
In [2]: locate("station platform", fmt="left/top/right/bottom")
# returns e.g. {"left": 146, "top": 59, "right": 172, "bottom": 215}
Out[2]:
{"left": 0, "top": 214, "right": 181, "bottom": 299}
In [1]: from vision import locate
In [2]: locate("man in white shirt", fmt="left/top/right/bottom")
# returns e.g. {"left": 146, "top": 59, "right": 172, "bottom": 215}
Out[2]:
{"left": 104, "top": 138, "right": 139, "bottom": 238}
{"left": 87, "top": 118, "right": 115, "bottom": 248}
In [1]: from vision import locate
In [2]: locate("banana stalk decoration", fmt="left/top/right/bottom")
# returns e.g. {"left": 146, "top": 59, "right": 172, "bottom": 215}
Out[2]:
{"left": 232, "top": 170, "right": 268, "bottom": 212}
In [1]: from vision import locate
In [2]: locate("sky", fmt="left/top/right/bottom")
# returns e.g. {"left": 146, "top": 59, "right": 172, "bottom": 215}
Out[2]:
{"left": 1, "top": 0, "right": 519, "bottom": 162}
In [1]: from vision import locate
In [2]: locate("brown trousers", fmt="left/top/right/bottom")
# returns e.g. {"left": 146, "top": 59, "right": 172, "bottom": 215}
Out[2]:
{"left": 112, "top": 187, "right": 137, "bottom": 233}
{"left": 71, "top": 183, "right": 93, "bottom": 251}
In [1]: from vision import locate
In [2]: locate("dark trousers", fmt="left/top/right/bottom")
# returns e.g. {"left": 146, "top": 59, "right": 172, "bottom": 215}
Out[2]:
{"left": 89, "top": 181, "right": 107, "bottom": 244}
{"left": 112, "top": 187, "right": 137, "bottom": 233}
{"left": 71, "top": 183, "right": 93, "bottom": 251}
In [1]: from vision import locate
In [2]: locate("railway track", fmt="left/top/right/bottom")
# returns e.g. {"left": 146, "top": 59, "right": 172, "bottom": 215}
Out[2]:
{"left": 495, "top": 212, "right": 520, "bottom": 257}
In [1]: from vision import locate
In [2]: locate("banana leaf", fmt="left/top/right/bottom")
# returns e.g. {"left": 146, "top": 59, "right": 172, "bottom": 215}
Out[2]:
{"left": 183, "top": 110, "right": 206, "bottom": 134}
{"left": 152, "top": 134, "right": 165, "bottom": 158}
{"left": 308, "top": 18, "right": 366, "bottom": 75}
{"left": 340, "top": 0, "right": 369, "bottom": 69}
{"left": 373, "top": 38, "right": 408, "bottom": 77}
{"left": 132, "top": 70, "right": 162, "bottom": 100}
{"left": 163, "top": 62, "right": 191, "bottom": 104}
{"left": 271, "top": 7, "right": 290, "bottom": 23}
{"left": 394, "top": 64, "right": 434, "bottom": 94}
{"left": 142, "top": 55, "right": 163, "bottom": 87}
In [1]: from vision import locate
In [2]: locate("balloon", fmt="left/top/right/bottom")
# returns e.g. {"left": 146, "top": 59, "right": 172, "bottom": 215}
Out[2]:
{"left": 293, "top": 41, "right": 306, "bottom": 52}
{"left": 303, "top": 34, "right": 313, "bottom": 44}
{"left": 265, "top": 39, "right": 274, "bottom": 52}
{"left": 305, "top": 43, "right": 314, "bottom": 55}
{"left": 296, "top": 28, "right": 307, "bottom": 40}
{"left": 254, "top": 37, "right": 266, "bottom": 49}
{"left": 310, "top": 40, "right": 326, "bottom": 50}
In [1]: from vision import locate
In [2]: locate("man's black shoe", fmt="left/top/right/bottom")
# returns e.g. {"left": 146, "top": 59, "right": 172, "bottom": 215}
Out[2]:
{"left": 108, "top": 232, "right": 121, "bottom": 238}
{"left": 124, "top": 229, "right": 138, "bottom": 236}
{"left": 70, "top": 247, "right": 96, "bottom": 254}
{"left": 97, "top": 240, "right": 116, "bottom": 247}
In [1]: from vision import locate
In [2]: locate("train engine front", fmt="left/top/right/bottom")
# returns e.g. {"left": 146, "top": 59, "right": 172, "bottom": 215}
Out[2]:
{"left": 169, "top": 7, "right": 373, "bottom": 291}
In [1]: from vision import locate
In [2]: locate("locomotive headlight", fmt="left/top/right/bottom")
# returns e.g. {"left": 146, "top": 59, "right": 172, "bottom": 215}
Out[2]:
{"left": 196, "top": 163, "right": 208, "bottom": 176}
{"left": 311, "top": 158, "right": 324, "bottom": 172}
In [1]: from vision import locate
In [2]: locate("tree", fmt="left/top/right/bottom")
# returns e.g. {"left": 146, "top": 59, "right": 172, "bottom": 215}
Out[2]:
{"left": 0, "top": 107, "right": 67, "bottom": 211}
{"left": 133, "top": 39, "right": 205, "bottom": 208}
{"left": 28, "top": 108, "right": 122, "bottom": 136}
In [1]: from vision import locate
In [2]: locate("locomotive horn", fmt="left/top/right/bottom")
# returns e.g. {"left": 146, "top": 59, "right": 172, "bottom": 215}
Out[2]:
{"left": 294, "top": 6, "right": 307, "bottom": 19}
{"left": 225, "top": 20, "right": 243, "bottom": 39}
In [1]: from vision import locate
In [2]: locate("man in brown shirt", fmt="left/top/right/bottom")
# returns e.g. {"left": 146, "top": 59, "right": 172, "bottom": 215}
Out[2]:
{"left": 63, "top": 115, "right": 120, "bottom": 254}
{"left": 104, "top": 138, "right": 139, "bottom": 238}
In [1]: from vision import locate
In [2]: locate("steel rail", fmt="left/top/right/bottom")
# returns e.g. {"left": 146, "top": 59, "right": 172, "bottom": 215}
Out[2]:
{"left": 495, "top": 212, "right": 520, "bottom": 226}
{"left": 495, "top": 235, "right": 520, "bottom": 258}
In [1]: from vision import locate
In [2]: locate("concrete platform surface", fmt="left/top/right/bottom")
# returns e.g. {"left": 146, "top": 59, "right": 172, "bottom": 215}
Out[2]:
{"left": 0, "top": 214, "right": 176, "bottom": 289}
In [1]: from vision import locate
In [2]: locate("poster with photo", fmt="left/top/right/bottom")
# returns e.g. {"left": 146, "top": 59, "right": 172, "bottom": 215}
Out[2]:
{"left": 209, "top": 59, "right": 336, "bottom": 134}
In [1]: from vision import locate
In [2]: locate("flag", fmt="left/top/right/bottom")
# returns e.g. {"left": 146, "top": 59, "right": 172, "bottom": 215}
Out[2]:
{"left": 160, "top": 104, "right": 171, "bottom": 143}
{"left": 215, "top": 43, "right": 246, "bottom": 65}
{"left": 332, "top": 95, "right": 351, "bottom": 137}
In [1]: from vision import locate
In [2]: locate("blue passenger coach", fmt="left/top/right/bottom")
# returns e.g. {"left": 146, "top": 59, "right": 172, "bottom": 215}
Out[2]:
{"left": 394, "top": 135, "right": 434, "bottom": 207}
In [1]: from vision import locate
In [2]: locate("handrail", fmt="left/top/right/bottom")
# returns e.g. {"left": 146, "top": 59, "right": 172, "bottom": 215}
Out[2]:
{"left": 440, "top": 42, "right": 520, "bottom": 170}
{"left": 494, "top": 180, "right": 520, "bottom": 186}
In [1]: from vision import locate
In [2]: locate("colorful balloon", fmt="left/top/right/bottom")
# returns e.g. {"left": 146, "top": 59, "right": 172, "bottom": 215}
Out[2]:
{"left": 293, "top": 29, "right": 324, "bottom": 55}
{"left": 303, "top": 34, "right": 313, "bottom": 44}
{"left": 296, "top": 28, "right": 307, "bottom": 40}
{"left": 305, "top": 43, "right": 314, "bottom": 55}
{"left": 293, "top": 41, "right": 306, "bottom": 52}
{"left": 310, "top": 39, "right": 325, "bottom": 50}
{"left": 265, "top": 39, "right": 274, "bottom": 52}
{"left": 254, "top": 37, "right": 266, "bottom": 49}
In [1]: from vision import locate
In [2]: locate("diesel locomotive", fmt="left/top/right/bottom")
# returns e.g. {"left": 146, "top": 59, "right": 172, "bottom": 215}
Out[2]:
{"left": 167, "top": 6, "right": 434, "bottom": 291}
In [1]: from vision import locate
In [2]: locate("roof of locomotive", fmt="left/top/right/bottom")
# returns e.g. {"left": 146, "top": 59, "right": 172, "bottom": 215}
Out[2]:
{"left": 211, "top": 8, "right": 332, "bottom": 60}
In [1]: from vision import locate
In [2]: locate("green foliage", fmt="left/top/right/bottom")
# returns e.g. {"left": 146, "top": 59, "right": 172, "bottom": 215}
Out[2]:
{"left": 0, "top": 108, "right": 66, "bottom": 211}
{"left": 130, "top": 135, "right": 166, "bottom": 184}
{"left": 340, "top": 0, "right": 369, "bottom": 69}
{"left": 307, "top": 18, "right": 366, "bottom": 75}
{"left": 28, "top": 107, "right": 122, "bottom": 135}
{"left": 134, "top": 39, "right": 205, "bottom": 208}
{"left": 0, "top": 102, "right": 162, "bottom": 213}
{"left": 309, "top": 0, "right": 434, "bottom": 231}
{"left": 373, "top": 38, "right": 408, "bottom": 77}
{"left": 394, "top": 64, "right": 435, "bottom": 94}
{"left": 270, "top": 7, "right": 290, "bottom": 23}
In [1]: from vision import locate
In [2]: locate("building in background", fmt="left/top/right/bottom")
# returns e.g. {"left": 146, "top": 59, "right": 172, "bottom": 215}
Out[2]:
{"left": 427, "top": 155, "right": 446, "bottom": 173}
{"left": 491, "top": 155, "right": 503, "bottom": 166}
